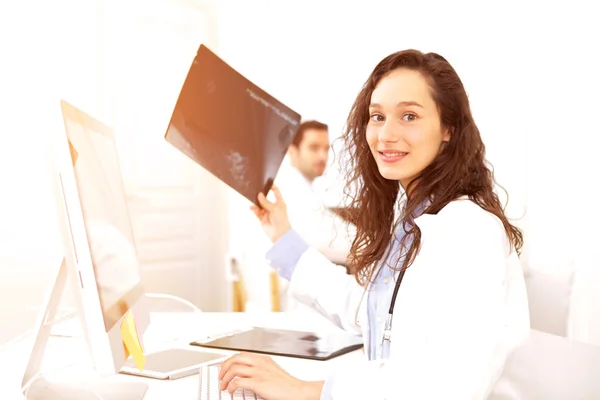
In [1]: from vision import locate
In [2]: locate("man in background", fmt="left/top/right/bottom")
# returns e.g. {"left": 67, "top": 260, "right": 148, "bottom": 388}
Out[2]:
{"left": 274, "top": 120, "right": 355, "bottom": 266}
{"left": 240, "top": 120, "right": 355, "bottom": 314}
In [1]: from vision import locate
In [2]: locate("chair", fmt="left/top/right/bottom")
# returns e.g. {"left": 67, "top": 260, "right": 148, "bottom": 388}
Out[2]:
{"left": 488, "top": 252, "right": 600, "bottom": 398}
{"left": 228, "top": 258, "right": 280, "bottom": 312}
{"left": 229, "top": 258, "right": 247, "bottom": 312}
{"left": 489, "top": 329, "right": 600, "bottom": 399}
{"left": 269, "top": 270, "right": 280, "bottom": 312}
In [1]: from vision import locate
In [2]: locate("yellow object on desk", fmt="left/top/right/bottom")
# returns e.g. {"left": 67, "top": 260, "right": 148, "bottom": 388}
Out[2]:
{"left": 120, "top": 310, "right": 146, "bottom": 371}
{"left": 270, "top": 270, "right": 280, "bottom": 312}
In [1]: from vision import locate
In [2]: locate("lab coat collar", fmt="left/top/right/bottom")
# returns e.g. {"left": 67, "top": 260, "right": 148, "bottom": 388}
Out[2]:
{"left": 288, "top": 165, "right": 314, "bottom": 187}
{"left": 413, "top": 195, "right": 469, "bottom": 228}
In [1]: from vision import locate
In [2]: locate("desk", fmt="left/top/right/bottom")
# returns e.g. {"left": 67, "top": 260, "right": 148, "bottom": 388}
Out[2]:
{"left": 0, "top": 311, "right": 362, "bottom": 399}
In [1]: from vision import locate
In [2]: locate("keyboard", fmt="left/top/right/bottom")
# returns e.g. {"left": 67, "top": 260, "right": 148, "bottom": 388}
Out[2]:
{"left": 198, "top": 364, "right": 265, "bottom": 400}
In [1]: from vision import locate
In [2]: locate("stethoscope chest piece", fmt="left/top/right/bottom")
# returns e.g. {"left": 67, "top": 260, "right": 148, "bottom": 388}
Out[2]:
{"left": 383, "top": 328, "right": 392, "bottom": 342}
{"left": 383, "top": 313, "right": 393, "bottom": 343}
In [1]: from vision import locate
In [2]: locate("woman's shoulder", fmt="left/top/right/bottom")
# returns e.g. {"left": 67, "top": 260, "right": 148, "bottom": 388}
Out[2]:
{"left": 417, "top": 197, "right": 506, "bottom": 242}
{"left": 440, "top": 197, "right": 496, "bottom": 219}
{"left": 415, "top": 198, "right": 512, "bottom": 259}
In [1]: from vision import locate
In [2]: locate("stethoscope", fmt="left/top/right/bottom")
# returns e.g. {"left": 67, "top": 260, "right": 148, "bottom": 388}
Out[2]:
{"left": 381, "top": 195, "right": 414, "bottom": 344}
{"left": 382, "top": 267, "right": 406, "bottom": 343}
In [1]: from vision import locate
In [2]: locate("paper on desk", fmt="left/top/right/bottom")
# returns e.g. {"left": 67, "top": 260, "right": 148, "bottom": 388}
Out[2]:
{"left": 120, "top": 310, "right": 146, "bottom": 371}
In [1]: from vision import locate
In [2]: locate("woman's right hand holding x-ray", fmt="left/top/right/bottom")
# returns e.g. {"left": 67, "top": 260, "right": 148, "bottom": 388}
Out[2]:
{"left": 251, "top": 185, "right": 291, "bottom": 243}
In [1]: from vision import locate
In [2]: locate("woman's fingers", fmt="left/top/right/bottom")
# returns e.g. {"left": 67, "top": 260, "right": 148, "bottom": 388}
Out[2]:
{"left": 254, "top": 186, "right": 285, "bottom": 216}
{"left": 219, "top": 353, "right": 257, "bottom": 380}
{"left": 257, "top": 192, "right": 275, "bottom": 212}
{"left": 250, "top": 205, "right": 262, "bottom": 219}
{"left": 219, "top": 365, "right": 254, "bottom": 390}
{"left": 250, "top": 205, "right": 268, "bottom": 221}
{"left": 226, "top": 377, "right": 253, "bottom": 395}
{"left": 270, "top": 185, "right": 284, "bottom": 203}
{"left": 218, "top": 354, "right": 294, "bottom": 400}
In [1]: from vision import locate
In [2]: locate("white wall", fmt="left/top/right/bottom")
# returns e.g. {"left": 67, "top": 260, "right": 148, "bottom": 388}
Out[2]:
{"left": 100, "top": 0, "right": 229, "bottom": 312}
{"left": 2, "top": 0, "right": 598, "bottom": 343}
{"left": 0, "top": 0, "right": 103, "bottom": 343}
{"left": 217, "top": 0, "right": 600, "bottom": 309}
{"left": 0, "top": 0, "right": 229, "bottom": 345}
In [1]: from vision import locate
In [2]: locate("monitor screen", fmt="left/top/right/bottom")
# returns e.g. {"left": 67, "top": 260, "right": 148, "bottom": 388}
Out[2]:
{"left": 61, "top": 101, "right": 144, "bottom": 332}
{"left": 165, "top": 44, "right": 301, "bottom": 205}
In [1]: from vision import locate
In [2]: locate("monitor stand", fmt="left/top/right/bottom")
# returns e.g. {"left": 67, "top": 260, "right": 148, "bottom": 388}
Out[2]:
{"left": 21, "top": 258, "right": 148, "bottom": 400}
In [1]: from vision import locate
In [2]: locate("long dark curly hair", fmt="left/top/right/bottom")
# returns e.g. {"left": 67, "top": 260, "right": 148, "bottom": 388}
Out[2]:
{"left": 339, "top": 49, "right": 523, "bottom": 285}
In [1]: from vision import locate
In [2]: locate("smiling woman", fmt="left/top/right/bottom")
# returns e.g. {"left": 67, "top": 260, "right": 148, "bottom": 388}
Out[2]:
{"left": 218, "top": 49, "right": 530, "bottom": 400}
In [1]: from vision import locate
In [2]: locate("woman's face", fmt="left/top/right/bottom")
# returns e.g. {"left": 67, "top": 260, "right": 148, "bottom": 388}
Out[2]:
{"left": 366, "top": 68, "right": 450, "bottom": 189}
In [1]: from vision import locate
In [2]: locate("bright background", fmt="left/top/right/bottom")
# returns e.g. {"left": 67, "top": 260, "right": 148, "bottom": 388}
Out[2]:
{"left": 1, "top": 0, "right": 598, "bottom": 343}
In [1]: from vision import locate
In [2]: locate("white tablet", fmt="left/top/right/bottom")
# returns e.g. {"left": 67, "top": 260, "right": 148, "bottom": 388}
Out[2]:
{"left": 120, "top": 348, "right": 228, "bottom": 380}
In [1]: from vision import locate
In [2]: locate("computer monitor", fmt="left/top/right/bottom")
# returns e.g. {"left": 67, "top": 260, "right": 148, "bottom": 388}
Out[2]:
{"left": 56, "top": 99, "right": 151, "bottom": 372}
{"left": 22, "top": 101, "right": 229, "bottom": 400}
{"left": 21, "top": 100, "right": 151, "bottom": 399}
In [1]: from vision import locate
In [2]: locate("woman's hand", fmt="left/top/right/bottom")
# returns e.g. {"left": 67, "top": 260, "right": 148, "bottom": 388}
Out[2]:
{"left": 219, "top": 352, "right": 323, "bottom": 400}
{"left": 250, "top": 185, "right": 292, "bottom": 243}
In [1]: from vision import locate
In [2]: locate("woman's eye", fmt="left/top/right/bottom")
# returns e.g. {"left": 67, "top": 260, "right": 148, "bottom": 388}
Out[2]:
{"left": 370, "top": 113, "right": 385, "bottom": 122}
{"left": 402, "top": 113, "right": 417, "bottom": 122}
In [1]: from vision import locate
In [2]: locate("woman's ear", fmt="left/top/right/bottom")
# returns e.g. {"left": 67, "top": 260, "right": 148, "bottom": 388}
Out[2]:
{"left": 442, "top": 128, "right": 451, "bottom": 142}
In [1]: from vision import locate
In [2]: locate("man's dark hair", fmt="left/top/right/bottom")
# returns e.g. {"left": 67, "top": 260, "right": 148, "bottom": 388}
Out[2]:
{"left": 291, "top": 120, "right": 328, "bottom": 147}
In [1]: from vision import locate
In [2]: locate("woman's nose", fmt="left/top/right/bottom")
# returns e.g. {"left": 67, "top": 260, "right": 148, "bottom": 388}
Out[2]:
{"left": 378, "top": 121, "right": 400, "bottom": 143}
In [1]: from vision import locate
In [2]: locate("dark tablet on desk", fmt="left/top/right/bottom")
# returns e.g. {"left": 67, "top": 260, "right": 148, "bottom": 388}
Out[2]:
{"left": 164, "top": 44, "right": 301, "bottom": 206}
{"left": 190, "top": 327, "right": 363, "bottom": 361}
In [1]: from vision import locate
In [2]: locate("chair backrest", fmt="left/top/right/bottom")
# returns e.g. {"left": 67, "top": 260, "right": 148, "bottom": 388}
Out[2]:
{"left": 567, "top": 245, "right": 600, "bottom": 346}
{"left": 524, "top": 267, "right": 574, "bottom": 337}
{"left": 229, "top": 258, "right": 280, "bottom": 312}
{"left": 231, "top": 259, "right": 247, "bottom": 312}
{"left": 489, "top": 329, "right": 600, "bottom": 399}
{"left": 270, "top": 270, "right": 280, "bottom": 312}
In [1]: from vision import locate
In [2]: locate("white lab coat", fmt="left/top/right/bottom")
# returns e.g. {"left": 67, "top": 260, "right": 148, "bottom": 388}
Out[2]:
{"left": 271, "top": 164, "right": 355, "bottom": 313}
{"left": 274, "top": 164, "right": 355, "bottom": 265}
{"left": 287, "top": 198, "right": 530, "bottom": 399}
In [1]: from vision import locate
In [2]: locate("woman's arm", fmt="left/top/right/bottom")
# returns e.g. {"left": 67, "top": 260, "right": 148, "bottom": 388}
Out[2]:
{"left": 252, "top": 186, "right": 366, "bottom": 334}
{"left": 267, "top": 229, "right": 365, "bottom": 334}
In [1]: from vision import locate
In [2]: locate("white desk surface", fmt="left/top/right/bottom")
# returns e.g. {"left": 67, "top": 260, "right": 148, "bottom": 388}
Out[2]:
{"left": 0, "top": 311, "right": 363, "bottom": 399}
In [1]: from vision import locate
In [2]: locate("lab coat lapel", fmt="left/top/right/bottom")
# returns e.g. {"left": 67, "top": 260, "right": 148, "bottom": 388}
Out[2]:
{"left": 357, "top": 262, "right": 383, "bottom": 357}
{"left": 359, "top": 198, "right": 454, "bottom": 358}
